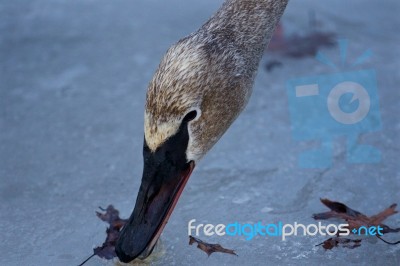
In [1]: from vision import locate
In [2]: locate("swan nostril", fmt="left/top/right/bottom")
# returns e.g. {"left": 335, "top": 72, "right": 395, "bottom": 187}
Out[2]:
{"left": 183, "top": 110, "right": 198, "bottom": 122}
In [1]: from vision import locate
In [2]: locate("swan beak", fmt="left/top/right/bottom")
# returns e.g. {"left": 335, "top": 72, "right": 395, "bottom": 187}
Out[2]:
{"left": 115, "top": 141, "right": 195, "bottom": 263}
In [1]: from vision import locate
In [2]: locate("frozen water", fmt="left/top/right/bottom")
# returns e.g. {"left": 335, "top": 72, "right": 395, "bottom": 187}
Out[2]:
{"left": 0, "top": 0, "right": 399, "bottom": 265}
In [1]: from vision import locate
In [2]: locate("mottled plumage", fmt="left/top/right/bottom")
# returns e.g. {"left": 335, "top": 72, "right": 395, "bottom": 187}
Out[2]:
{"left": 116, "top": 1, "right": 289, "bottom": 261}
{"left": 145, "top": 0, "right": 288, "bottom": 161}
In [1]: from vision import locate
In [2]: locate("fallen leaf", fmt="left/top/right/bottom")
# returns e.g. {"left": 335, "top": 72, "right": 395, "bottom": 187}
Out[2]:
{"left": 267, "top": 22, "right": 336, "bottom": 59}
{"left": 189, "top": 236, "right": 238, "bottom": 257}
{"left": 268, "top": 10, "right": 338, "bottom": 59}
{"left": 79, "top": 205, "right": 128, "bottom": 266}
{"left": 313, "top": 198, "right": 400, "bottom": 250}
{"left": 316, "top": 237, "right": 362, "bottom": 250}
{"left": 313, "top": 198, "right": 399, "bottom": 233}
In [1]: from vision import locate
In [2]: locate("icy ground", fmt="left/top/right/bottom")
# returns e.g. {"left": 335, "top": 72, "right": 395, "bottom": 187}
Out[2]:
{"left": 1, "top": 0, "right": 399, "bottom": 265}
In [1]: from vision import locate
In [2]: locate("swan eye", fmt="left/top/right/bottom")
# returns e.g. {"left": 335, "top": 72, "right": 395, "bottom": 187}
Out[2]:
{"left": 183, "top": 110, "right": 197, "bottom": 122}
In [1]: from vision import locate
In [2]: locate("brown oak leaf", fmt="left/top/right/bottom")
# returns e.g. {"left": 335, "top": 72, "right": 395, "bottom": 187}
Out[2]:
{"left": 313, "top": 198, "right": 400, "bottom": 250}
{"left": 316, "top": 237, "right": 362, "bottom": 250}
{"left": 189, "top": 236, "right": 238, "bottom": 257}
{"left": 79, "top": 205, "right": 128, "bottom": 266}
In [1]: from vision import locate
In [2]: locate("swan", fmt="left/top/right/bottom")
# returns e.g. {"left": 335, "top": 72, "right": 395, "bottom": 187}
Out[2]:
{"left": 116, "top": 0, "right": 288, "bottom": 262}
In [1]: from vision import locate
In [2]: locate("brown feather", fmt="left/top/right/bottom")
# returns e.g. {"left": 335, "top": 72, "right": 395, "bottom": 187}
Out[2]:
{"left": 144, "top": 0, "right": 288, "bottom": 161}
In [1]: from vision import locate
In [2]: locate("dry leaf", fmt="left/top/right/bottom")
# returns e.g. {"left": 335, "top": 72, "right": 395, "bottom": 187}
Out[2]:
{"left": 313, "top": 198, "right": 400, "bottom": 250}
{"left": 316, "top": 237, "right": 361, "bottom": 250}
{"left": 189, "top": 236, "right": 238, "bottom": 257}
{"left": 79, "top": 205, "right": 128, "bottom": 266}
{"left": 313, "top": 198, "right": 399, "bottom": 233}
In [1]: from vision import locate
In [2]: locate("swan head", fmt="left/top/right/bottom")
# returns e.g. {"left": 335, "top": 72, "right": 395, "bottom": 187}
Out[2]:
{"left": 115, "top": 35, "right": 249, "bottom": 262}
{"left": 114, "top": 0, "right": 289, "bottom": 260}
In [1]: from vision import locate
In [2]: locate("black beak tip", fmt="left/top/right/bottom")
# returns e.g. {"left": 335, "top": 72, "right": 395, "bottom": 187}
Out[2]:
{"left": 115, "top": 240, "right": 136, "bottom": 263}
{"left": 114, "top": 126, "right": 194, "bottom": 263}
{"left": 115, "top": 231, "right": 143, "bottom": 263}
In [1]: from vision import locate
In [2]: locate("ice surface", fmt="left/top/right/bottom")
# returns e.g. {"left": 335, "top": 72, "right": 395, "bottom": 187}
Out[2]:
{"left": 0, "top": 0, "right": 399, "bottom": 265}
